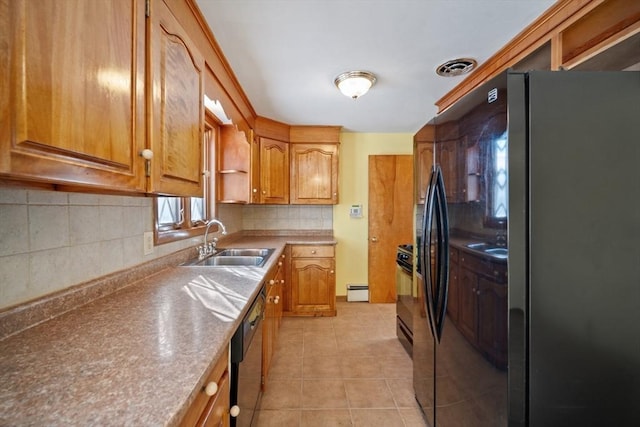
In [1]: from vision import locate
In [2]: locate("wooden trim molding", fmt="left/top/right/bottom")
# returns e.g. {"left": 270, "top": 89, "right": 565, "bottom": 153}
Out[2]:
{"left": 436, "top": 0, "right": 603, "bottom": 113}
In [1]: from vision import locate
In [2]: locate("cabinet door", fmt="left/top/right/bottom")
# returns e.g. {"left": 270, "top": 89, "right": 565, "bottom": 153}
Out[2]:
{"left": 290, "top": 144, "right": 338, "bottom": 204}
{"left": 0, "top": 0, "right": 146, "bottom": 191}
{"left": 436, "top": 140, "right": 459, "bottom": 202}
{"left": 262, "top": 282, "right": 276, "bottom": 388}
{"left": 447, "top": 257, "right": 460, "bottom": 325}
{"left": 458, "top": 267, "right": 478, "bottom": 344}
{"left": 148, "top": 0, "right": 204, "bottom": 196}
{"left": 291, "top": 258, "right": 336, "bottom": 315}
{"left": 477, "top": 277, "right": 508, "bottom": 368}
{"left": 258, "top": 137, "right": 289, "bottom": 204}
{"left": 415, "top": 142, "right": 434, "bottom": 204}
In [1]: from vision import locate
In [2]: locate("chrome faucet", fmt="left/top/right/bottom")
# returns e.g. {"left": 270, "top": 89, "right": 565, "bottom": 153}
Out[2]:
{"left": 198, "top": 219, "right": 227, "bottom": 259}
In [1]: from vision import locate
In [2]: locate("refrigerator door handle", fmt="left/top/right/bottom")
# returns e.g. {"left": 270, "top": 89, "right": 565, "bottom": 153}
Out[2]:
{"left": 433, "top": 167, "right": 450, "bottom": 342}
{"left": 422, "top": 167, "right": 439, "bottom": 339}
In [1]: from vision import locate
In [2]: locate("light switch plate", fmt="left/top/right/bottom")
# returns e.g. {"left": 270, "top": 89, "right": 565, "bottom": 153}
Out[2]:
{"left": 143, "top": 232, "right": 154, "bottom": 255}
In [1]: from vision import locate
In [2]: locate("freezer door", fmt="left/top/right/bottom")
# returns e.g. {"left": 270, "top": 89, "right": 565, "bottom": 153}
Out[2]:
{"left": 524, "top": 71, "right": 640, "bottom": 426}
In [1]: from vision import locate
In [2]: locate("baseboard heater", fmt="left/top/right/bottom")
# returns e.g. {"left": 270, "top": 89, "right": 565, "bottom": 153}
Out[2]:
{"left": 346, "top": 284, "right": 368, "bottom": 302}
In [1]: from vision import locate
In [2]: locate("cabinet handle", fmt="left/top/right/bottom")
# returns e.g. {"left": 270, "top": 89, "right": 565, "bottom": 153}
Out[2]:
{"left": 269, "top": 279, "right": 275, "bottom": 285}
{"left": 274, "top": 296, "right": 280, "bottom": 304}
{"left": 230, "top": 405, "right": 240, "bottom": 418}
{"left": 204, "top": 381, "right": 218, "bottom": 396}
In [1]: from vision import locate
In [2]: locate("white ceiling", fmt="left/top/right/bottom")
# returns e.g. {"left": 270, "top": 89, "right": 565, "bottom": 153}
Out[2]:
{"left": 195, "top": 0, "right": 556, "bottom": 133}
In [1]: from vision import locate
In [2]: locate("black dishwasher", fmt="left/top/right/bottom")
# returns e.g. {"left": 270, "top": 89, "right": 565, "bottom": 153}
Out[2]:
{"left": 230, "top": 285, "right": 265, "bottom": 427}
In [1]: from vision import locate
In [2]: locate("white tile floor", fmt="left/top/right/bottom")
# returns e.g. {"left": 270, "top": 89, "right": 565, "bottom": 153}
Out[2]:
{"left": 252, "top": 301, "right": 429, "bottom": 427}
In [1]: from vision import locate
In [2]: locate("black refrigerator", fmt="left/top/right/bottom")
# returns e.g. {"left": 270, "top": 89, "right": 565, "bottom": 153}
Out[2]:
{"left": 414, "top": 70, "right": 640, "bottom": 427}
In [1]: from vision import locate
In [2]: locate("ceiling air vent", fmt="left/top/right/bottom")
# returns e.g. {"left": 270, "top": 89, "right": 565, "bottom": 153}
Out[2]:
{"left": 436, "top": 58, "right": 477, "bottom": 77}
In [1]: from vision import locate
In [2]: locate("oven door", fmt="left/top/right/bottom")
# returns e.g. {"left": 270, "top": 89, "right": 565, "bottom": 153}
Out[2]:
{"left": 396, "top": 262, "right": 414, "bottom": 355}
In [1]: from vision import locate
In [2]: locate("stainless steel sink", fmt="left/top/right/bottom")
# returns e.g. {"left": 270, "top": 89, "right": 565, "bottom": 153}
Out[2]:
{"left": 465, "top": 242, "right": 508, "bottom": 259}
{"left": 215, "top": 248, "right": 274, "bottom": 257}
{"left": 181, "top": 248, "right": 275, "bottom": 267}
{"left": 182, "top": 255, "right": 268, "bottom": 267}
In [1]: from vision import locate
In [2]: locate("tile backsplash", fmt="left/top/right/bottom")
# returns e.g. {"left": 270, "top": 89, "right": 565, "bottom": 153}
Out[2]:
{"left": 0, "top": 188, "right": 200, "bottom": 309}
{"left": 0, "top": 188, "right": 333, "bottom": 310}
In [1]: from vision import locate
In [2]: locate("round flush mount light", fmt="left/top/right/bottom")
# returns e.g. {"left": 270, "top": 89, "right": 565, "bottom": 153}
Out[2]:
{"left": 334, "top": 71, "right": 377, "bottom": 99}
{"left": 436, "top": 58, "right": 478, "bottom": 77}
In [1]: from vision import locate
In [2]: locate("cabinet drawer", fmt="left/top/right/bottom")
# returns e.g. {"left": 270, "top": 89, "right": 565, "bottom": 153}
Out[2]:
{"left": 180, "top": 349, "right": 229, "bottom": 426}
{"left": 460, "top": 252, "right": 507, "bottom": 283}
{"left": 291, "top": 245, "right": 334, "bottom": 258}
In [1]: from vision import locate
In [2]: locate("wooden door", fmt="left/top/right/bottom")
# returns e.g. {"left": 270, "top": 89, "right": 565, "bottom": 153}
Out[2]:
{"left": 368, "top": 155, "right": 414, "bottom": 303}
{"left": 148, "top": 0, "right": 204, "bottom": 196}
{"left": 0, "top": 0, "right": 146, "bottom": 192}
{"left": 290, "top": 144, "right": 339, "bottom": 204}
{"left": 259, "top": 137, "right": 289, "bottom": 204}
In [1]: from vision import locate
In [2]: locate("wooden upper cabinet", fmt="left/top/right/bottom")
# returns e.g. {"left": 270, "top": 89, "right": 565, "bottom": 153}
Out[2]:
{"left": 252, "top": 117, "right": 290, "bottom": 204}
{"left": 217, "top": 125, "right": 251, "bottom": 203}
{"left": 0, "top": 0, "right": 146, "bottom": 192}
{"left": 147, "top": 0, "right": 204, "bottom": 197}
{"left": 258, "top": 137, "right": 289, "bottom": 204}
{"left": 289, "top": 126, "right": 340, "bottom": 205}
{"left": 290, "top": 144, "right": 338, "bottom": 205}
{"left": 414, "top": 124, "right": 434, "bottom": 205}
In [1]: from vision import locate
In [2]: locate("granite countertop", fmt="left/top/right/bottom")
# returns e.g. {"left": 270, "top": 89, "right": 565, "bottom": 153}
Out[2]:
{"left": 449, "top": 236, "right": 508, "bottom": 263}
{"left": 0, "top": 234, "right": 336, "bottom": 426}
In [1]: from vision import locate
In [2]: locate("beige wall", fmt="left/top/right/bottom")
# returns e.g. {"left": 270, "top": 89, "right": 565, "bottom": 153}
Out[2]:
{"left": 333, "top": 132, "right": 414, "bottom": 297}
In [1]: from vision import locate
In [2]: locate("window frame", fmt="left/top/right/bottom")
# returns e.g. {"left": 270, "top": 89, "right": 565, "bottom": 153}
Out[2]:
{"left": 154, "top": 111, "right": 219, "bottom": 245}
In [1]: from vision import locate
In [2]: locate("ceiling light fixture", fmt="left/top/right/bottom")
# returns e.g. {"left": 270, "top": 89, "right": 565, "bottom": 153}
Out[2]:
{"left": 334, "top": 71, "right": 377, "bottom": 99}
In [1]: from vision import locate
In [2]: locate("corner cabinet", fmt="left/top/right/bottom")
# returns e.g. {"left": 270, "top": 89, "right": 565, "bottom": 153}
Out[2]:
{"left": 0, "top": 0, "right": 146, "bottom": 192}
{"left": 252, "top": 117, "right": 290, "bottom": 204}
{"left": 147, "top": 0, "right": 204, "bottom": 197}
{"left": 289, "top": 126, "right": 341, "bottom": 205}
{"left": 287, "top": 244, "right": 336, "bottom": 317}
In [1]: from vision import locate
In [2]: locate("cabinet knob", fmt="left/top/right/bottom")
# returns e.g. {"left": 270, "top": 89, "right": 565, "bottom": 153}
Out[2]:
{"left": 253, "top": 188, "right": 258, "bottom": 193}
{"left": 204, "top": 381, "right": 218, "bottom": 396}
{"left": 311, "top": 250, "right": 316, "bottom": 254}
{"left": 281, "top": 254, "right": 285, "bottom": 259}
{"left": 278, "top": 261, "right": 283, "bottom": 266}
{"left": 269, "top": 279, "right": 275, "bottom": 285}
{"left": 230, "top": 405, "right": 240, "bottom": 418}
{"left": 280, "top": 279, "right": 285, "bottom": 284}
{"left": 274, "top": 296, "right": 280, "bottom": 304}
{"left": 330, "top": 270, "right": 334, "bottom": 274}
{"left": 140, "top": 149, "right": 154, "bottom": 160}
{"left": 371, "top": 237, "right": 378, "bottom": 242}
{"left": 262, "top": 190, "right": 266, "bottom": 194}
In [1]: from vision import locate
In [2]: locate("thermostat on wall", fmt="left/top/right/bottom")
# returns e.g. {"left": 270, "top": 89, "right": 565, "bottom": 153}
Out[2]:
{"left": 350, "top": 204, "right": 363, "bottom": 218}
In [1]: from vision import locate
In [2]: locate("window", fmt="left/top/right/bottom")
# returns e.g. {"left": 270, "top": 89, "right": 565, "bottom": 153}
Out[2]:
{"left": 485, "top": 130, "right": 508, "bottom": 227}
{"left": 155, "top": 112, "right": 218, "bottom": 244}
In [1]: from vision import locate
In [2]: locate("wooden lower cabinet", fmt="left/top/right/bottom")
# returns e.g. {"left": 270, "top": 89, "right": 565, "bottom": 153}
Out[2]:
{"left": 446, "top": 247, "right": 460, "bottom": 325}
{"left": 180, "top": 348, "right": 230, "bottom": 427}
{"left": 287, "top": 244, "right": 336, "bottom": 317}
{"left": 456, "top": 251, "right": 507, "bottom": 369}
{"left": 262, "top": 252, "right": 285, "bottom": 390}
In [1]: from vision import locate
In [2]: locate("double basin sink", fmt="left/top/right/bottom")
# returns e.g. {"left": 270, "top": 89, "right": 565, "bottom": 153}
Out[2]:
{"left": 465, "top": 242, "right": 508, "bottom": 260}
{"left": 182, "top": 248, "right": 275, "bottom": 267}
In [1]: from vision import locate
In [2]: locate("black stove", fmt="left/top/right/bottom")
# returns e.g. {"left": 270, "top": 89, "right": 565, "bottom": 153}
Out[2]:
{"left": 396, "top": 244, "right": 413, "bottom": 272}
